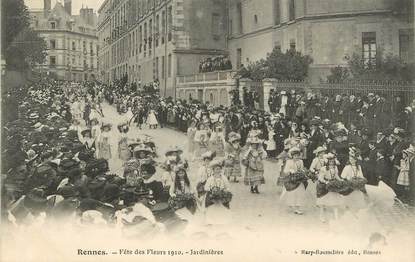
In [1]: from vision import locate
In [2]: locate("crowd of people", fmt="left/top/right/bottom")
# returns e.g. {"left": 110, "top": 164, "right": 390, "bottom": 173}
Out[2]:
{"left": 199, "top": 55, "right": 232, "bottom": 73}
{"left": 1, "top": 76, "right": 414, "bottom": 234}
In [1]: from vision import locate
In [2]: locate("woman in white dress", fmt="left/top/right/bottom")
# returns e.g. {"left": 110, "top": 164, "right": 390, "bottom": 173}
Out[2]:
{"left": 307, "top": 146, "right": 327, "bottom": 206}
{"left": 316, "top": 153, "right": 344, "bottom": 222}
{"left": 147, "top": 109, "right": 159, "bottom": 129}
{"left": 204, "top": 159, "right": 232, "bottom": 225}
{"left": 279, "top": 147, "right": 308, "bottom": 215}
{"left": 341, "top": 147, "right": 367, "bottom": 211}
{"left": 194, "top": 123, "right": 211, "bottom": 159}
{"left": 186, "top": 121, "right": 198, "bottom": 161}
{"left": 97, "top": 123, "right": 112, "bottom": 161}
{"left": 194, "top": 151, "right": 215, "bottom": 213}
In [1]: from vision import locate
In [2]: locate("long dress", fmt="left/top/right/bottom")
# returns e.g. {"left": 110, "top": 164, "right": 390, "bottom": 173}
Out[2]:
{"left": 147, "top": 110, "right": 159, "bottom": 127}
{"left": 204, "top": 175, "right": 232, "bottom": 225}
{"left": 316, "top": 166, "right": 344, "bottom": 207}
{"left": 187, "top": 127, "right": 197, "bottom": 157}
{"left": 208, "top": 131, "right": 225, "bottom": 157}
{"left": 194, "top": 130, "right": 210, "bottom": 159}
{"left": 307, "top": 157, "right": 326, "bottom": 205}
{"left": 341, "top": 164, "right": 367, "bottom": 210}
{"left": 97, "top": 132, "right": 112, "bottom": 160}
{"left": 118, "top": 135, "right": 131, "bottom": 162}
{"left": 242, "top": 147, "right": 267, "bottom": 186}
{"left": 224, "top": 143, "right": 242, "bottom": 179}
{"left": 279, "top": 158, "right": 308, "bottom": 207}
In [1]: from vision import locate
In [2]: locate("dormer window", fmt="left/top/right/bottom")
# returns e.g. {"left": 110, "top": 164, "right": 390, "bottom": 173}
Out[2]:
{"left": 51, "top": 22, "right": 56, "bottom": 29}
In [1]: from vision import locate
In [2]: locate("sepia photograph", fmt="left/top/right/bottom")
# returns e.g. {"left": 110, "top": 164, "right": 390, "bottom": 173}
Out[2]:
{"left": 1, "top": 0, "right": 414, "bottom": 261}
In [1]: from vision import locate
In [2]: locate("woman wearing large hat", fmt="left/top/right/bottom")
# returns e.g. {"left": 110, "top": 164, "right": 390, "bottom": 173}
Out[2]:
{"left": 117, "top": 123, "right": 131, "bottom": 163}
{"left": 279, "top": 147, "right": 308, "bottom": 215}
{"left": 97, "top": 123, "right": 112, "bottom": 162}
{"left": 194, "top": 122, "right": 211, "bottom": 159}
{"left": 187, "top": 120, "right": 198, "bottom": 161}
{"left": 79, "top": 129, "right": 96, "bottom": 153}
{"left": 242, "top": 135, "right": 267, "bottom": 193}
{"left": 224, "top": 132, "right": 242, "bottom": 182}
{"left": 340, "top": 147, "right": 367, "bottom": 211}
{"left": 168, "top": 165, "right": 196, "bottom": 219}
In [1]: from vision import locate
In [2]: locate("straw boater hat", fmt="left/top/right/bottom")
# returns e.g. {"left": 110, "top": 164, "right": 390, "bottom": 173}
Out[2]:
{"left": 81, "top": 129, "right": 92, "bottom": 137}
{"left": 228, "top": 132, "right": 241, "bottom": 143}
{"left": 101, "top": 123, "right": 112, "bottom": 131}
{"left": 288, "top": 146, "right": 301, "bottom": 155}
{"left": 313, "top": 146, "right": 327, "bottom": 155}
{"left": 165, "top": 146, "right": 183, "bottom": 156}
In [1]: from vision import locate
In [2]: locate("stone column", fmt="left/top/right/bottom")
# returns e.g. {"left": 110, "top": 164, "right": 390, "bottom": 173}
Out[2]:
{"left": 238, "top": 78, "right": 252, "bottom": 107}
{"left": 262, "top": 78, "right": 278, "bottom": 112}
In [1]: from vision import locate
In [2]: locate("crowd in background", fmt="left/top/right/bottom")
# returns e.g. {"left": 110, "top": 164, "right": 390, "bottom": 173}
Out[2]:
{"left": 199, "top": 55, "right": 232, "bottom": 73}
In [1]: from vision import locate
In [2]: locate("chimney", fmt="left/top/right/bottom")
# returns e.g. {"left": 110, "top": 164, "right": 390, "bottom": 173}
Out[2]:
{"left": 44, "top": 0, "right": 51, "bottom": 17}
{"left": 44, "top": 0, "right": 51, "bottom": 11}
{"left": 64, "top": 0, "right": 72, "bottom": 15}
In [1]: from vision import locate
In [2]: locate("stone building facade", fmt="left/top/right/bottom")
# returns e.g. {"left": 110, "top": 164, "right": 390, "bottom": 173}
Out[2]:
{"left": 227, "top": 0, "right": 414, "bottom": 83}
{"left": 97, "top": 0, "right": 229, "bottom": 98}
{"left": 29, "top": 0, "right": 99, "bottom": 82}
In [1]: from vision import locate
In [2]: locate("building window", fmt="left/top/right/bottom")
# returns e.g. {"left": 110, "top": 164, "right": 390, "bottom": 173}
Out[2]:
{"left": 399, "top": 30, "right": 414, "bottom": 63}
{"left": 254, "top": 15, "right": 258, "bottom": 24}
{"left": 50, "top": 56, "right": 56, "bottom": 66}
{"left": 168, "top": 54, "right": 172, "bottom": 77}
{"left": 162, "top": 10, "right": 166, "bottom": 44}
{"left": 90, "top": 42, "right": 94, "bottom": 55}
{"left": 155, "top": 57, "right": 159, "bottom": 80}
{"left": 237, "top": 3, "right": 243, "bottom": 34}
{"left": 290, "top": 40, "right": 296, "bottom": 50}
{"left": 229, "top": 19, "right": 233, "bottom": 36}
{"left": 72, "top": 41, "right": 76, "bottom": 51}
{"left": 51, "top": 22, "right": 56, "bottom": 29}
{"left": 289, "top": 0, "right": 295, "bottom": 21}
{"left": 236, "top": 48, "right": 242, "bottom": 69}
{"left": 50, "top": 40, "right": 56, "bottom": 49}
{"left": 274, "top": 0, "right": 280, "bottom": 25}
{"left": 155, "top": 14, "right": 160, "bottom": 47}
{"left": 212, "top": 13, "right": 221, "bottom": 39}
{"left": 362, "top": 32, "right": 376, "bottom": 67}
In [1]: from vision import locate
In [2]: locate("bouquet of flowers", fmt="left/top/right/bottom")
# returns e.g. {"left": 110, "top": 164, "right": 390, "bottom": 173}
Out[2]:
{"left": 168, "top": 193, "right": 196, "bottom": 212}
{"left": 205, "top": 187, "right": 233, "bottom": 208}
{"left": 326, "top": 179, "right": 351, "bottom": 195}
{"left": 348, "top": 177, "right": 368, "bottom": 191}
{"left": 279, "top": 169, "right": 309, "bottom": 191}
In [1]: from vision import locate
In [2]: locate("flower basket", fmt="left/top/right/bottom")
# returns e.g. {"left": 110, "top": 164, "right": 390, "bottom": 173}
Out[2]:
{"left": 349, "top": 177, "right": 367, "bottom": 191}
{"left": 326, "top": 179, "right": 352, "bottom": 195}
{"left": 279, "top": 170, "right": 308, "bottom": 191}
{"left": 205, "top": 187, "right": 233, "bottom": 208}
{"left": 168, "top": 193, "right": 196, "bottom": 213}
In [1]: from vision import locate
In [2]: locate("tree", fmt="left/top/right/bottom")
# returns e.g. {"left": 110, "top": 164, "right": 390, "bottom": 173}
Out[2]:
{"left": 6, "top": 29, "right": 47, "bottom": 70}
{"left": 327, "top": 52, "right": 415, "bottom": 82}
{"left": 245, "top": 47, "right": 313, "bottom": 81}
{"left": 1, "top": 0, "right": 30, "bottom": 55}
{"left": 2, "top": 0, "right": 47, "bottom": 70}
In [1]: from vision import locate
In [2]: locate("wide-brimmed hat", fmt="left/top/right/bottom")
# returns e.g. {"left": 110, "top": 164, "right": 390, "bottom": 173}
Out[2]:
{"left": 201, "top": 150, "right": 216, "bottom": 160}
{"left": 288, "top": 147, "right": 301, "bottom": 156}
{"left": 81, "top": 129, "right": 92, "bottom": 137}
{"left": 133, "top": 144, "right": 153, "bottom": 153}
{"left": 403, "top": 145, "right": 415, "bottom": 156}
{"left": 313, "top": 146, "right": 327, "bottom": 155}
{"left": 228, "top": 132, "right": 241, "bottom": 143}
{"left": 209, "top": 159, "right": 224, "bottom": 169}
{"left": 349, "top": 147, "right": 362, "bottom": 160}
{"left": 324, "top": 153, "right": 337, "bottom": 160}
{"left": 101, "top": 123, "right": 112, "bottom": 130}
{"left": 165, "top": 146, "right": 183, "bottom": 156}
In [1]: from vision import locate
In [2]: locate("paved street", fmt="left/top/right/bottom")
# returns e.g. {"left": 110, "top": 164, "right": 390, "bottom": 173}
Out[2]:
{"left": 99, "top": 102, "right": 415, "bottom": 238}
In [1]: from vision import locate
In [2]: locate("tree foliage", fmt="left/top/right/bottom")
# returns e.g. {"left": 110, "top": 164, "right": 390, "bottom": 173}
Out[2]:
{"left": 6, "top": 29, "right": 47, "bottom": 70}
{"left": 245, "top": 48, "right": 313, "bottom": 81}
{"left": 327, "top": 52, "right": 415, "bottom": 82}
{"left": 2, "top": 0, "right": 47, "bottom": 70}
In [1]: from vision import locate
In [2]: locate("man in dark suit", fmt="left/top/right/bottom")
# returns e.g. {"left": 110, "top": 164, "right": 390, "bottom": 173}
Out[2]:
{"left": 306, "top": 118, "right": 325, "bottom": 168}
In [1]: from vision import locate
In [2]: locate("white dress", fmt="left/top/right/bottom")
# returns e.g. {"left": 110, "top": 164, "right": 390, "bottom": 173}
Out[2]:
{"left": 204, "top": 175, "right": 232, "bottom": 225}
{"left": 341, "top": 165, "right": 367, "bottom": 210}
{"left": 147, "top": 110, "right": 159, "bottom": 126}
{"left": 307, "top": 157, "right": 326, "bottom": 205}
{"left": 316, "top": 167, "right": 344, "bottom": 207}
{"left": 279, "top": 159, "right": 308, "bottom": 207}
